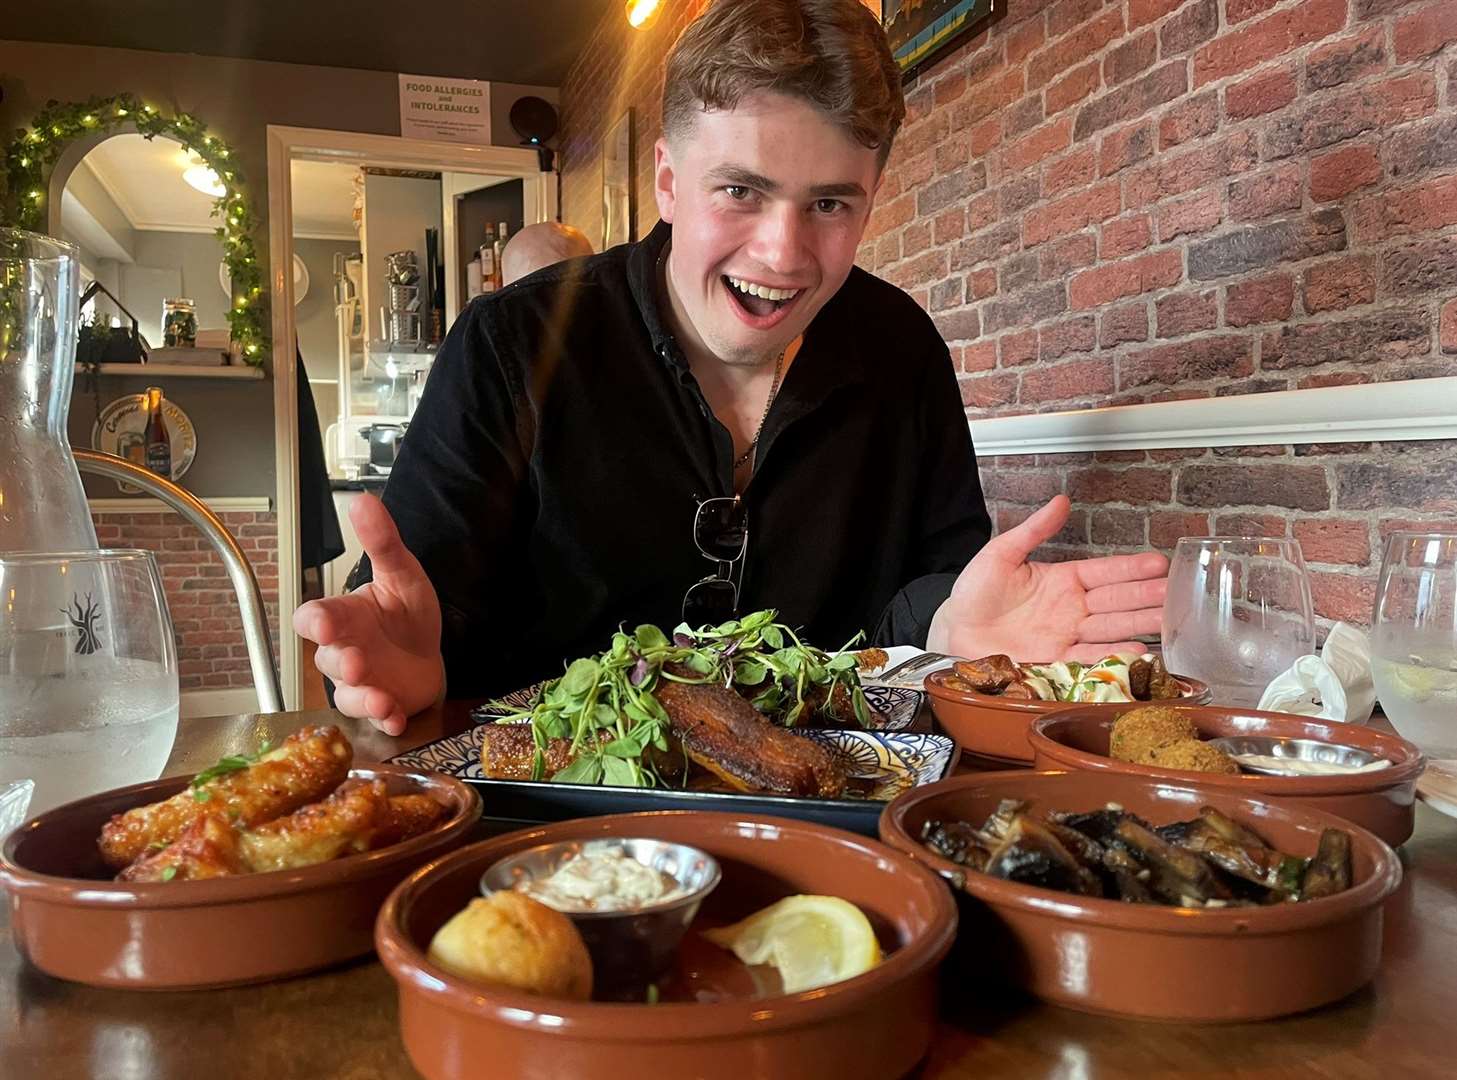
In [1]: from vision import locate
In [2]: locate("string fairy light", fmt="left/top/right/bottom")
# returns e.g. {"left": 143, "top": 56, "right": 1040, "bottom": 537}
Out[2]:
{"left": 1, "top": 92, "right": 269, "bottom": 368}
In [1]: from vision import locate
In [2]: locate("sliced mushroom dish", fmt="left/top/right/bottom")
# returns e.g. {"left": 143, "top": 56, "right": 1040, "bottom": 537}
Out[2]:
{"left": 922, "top": 800, "right": 1352, "bottom": 908}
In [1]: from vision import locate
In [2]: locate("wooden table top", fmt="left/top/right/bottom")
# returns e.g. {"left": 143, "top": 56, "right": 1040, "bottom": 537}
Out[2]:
{"left": 3, "top": 703, "right": 1454, "bottom": 1079}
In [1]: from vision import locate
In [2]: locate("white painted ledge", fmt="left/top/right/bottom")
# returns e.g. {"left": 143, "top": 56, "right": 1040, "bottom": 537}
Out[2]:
{"left": 89, "top": 497, "right": 273, "bottom": 515}
{"left": 77, "top": 363, "right": 264, "bottom": 379}
{"left": 180, "top": 687, "right": 266, "bottom": 719}
{"left": 970, "top": 377, "right": 1457, "bottom": 457}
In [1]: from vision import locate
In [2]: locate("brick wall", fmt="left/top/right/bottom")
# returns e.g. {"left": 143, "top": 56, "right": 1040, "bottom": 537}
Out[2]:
{"left": 93, "top": 511, "right": 280, "bottom": 692}
{"left": 559, "top": 2, "right": 706, "bottom": 247}
{"left": 558, "top": 0, "right": 1457, "bottom": 632}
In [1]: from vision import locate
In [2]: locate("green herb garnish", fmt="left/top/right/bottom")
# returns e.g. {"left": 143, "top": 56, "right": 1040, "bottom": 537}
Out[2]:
{"left": 160, "top": 865, "right": 178, "bottom": 882}
{"left": 188, "top": 740, "right": 274, "bottom": 800}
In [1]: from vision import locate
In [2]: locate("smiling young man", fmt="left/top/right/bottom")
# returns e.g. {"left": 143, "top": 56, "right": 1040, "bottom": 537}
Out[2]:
{"left": 296, "top": 0, "right": 1169, "bottom": 733}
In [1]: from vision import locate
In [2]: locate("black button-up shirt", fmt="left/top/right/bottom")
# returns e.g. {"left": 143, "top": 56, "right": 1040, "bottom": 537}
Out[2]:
{"left": 354, "top": 220, "right": 990, "bottom": 698}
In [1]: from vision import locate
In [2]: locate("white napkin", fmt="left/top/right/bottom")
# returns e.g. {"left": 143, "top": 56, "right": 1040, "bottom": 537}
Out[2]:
{"left": 1257, "top": 622, "right": 1377, "bottom": 724}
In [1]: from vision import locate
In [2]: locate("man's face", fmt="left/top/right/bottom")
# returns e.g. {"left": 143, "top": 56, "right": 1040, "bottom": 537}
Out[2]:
{"left": 654, "top": 91, "right": 881, "bottom": 368}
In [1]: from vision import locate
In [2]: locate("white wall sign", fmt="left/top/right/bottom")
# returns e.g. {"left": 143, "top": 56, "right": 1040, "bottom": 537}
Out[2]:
{"left": 397, "top": 74, "right": 492, "bottom": 145}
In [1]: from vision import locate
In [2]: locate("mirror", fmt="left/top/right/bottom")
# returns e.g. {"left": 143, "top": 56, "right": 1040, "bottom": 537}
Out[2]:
{"left": 59, "top": 132, "right": 232, "bottom": 362}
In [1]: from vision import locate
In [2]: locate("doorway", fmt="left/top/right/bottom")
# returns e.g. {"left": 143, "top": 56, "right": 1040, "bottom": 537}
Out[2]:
{"left": 266, "top": 126, "right": 554, "bottom": 708}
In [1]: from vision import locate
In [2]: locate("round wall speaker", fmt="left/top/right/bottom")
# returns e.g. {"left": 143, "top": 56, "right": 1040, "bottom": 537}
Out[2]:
{"left": 509, "top": 96, "right": 559, "bottom": 145}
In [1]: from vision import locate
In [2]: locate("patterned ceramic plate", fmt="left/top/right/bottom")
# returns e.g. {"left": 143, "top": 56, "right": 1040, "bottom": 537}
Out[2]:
{"left": 470, "top": 683, "right": 923, "bottom": 731}
{"left": 391, "top": 726, "right": 954, "bottom": 804}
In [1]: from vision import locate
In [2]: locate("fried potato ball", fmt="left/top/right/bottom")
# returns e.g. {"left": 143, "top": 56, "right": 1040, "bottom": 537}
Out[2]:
{"left": 1147, "top": 739, "right": 1240, "bottom": 775}
{"left": 427, "top": 891, "right": 593, "bottom": 1000}
{"left": 1108, "top": 706, "right": 1199, "bottom": 765}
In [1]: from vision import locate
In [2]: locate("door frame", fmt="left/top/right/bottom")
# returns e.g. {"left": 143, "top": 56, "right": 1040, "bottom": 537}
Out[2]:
{"left": 265, "top": 125, "right": 555, "bottom": 707}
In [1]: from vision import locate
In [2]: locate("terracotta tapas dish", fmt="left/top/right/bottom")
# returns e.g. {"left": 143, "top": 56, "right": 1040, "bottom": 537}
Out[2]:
{"left": 924, "top": 652, "right": 1211, "bottom": 764}
{"left": 880, "top": 770, "right": 1401, "bottom": 1022}
{"left": 0, "top": 726, "right": 479, "bottom": 989}
{"left": 376, "top": 810, "right": 958, "bottom": 1080}
{"left": 1027, "top": 704, "right": 1426, "bottom": 846}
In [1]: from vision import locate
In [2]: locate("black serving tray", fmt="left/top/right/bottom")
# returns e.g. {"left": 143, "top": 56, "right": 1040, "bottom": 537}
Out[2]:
{"left": 453, "top": 778, "right": 892, "bottom": 836}
{"left": 388, "top": 719, "right": 954, "bottom": 838}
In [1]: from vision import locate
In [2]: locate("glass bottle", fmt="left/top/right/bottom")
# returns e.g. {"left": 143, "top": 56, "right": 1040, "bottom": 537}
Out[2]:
{"left": 478, "top": 225, "right": 497, "bottom": 294}
{"left": 0, "top": 228, "right": 99, "bottom": 553}
{"left": 493, "top": 222, "right": 509, "bottom": 290}
{"left": 162, "top": 298, "right": 197, "bottom": 348}
{"left": 143, "top": 385, "right": 172, "bottom": 479}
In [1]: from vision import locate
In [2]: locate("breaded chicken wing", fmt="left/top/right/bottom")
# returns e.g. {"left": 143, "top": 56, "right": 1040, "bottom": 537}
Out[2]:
{"left": 237, "top": 778, "right": 390, "bottom": 873}
{"left": 99, "top": 725, "right": 353, "bottom": 870}
{"left": 118, "top": 813, "right": 246, "bottom": 882}
{"left": 370, "top": 793, "right": 450, "bottom": 850}
{"left": 118, "top": 783, "right": 449, "bottom": 881}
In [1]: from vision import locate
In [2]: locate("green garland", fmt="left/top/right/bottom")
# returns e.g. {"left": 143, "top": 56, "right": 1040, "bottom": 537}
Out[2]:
{"left": 1, "top": 93, "right": 269, "bottom": 368}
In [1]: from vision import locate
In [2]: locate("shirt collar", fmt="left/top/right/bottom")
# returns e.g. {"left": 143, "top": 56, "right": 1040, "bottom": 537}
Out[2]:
{"left": 626, "top": 219, "right": 680, "bottom": 366}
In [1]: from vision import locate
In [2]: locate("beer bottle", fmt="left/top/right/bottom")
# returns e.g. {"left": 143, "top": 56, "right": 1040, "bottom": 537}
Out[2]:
{"left": 143, "top": 386, "right": 172, "bottom": 479}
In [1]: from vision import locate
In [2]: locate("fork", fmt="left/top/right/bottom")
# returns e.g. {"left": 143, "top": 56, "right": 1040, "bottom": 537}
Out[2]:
{"left": 865, "top": 651, "right": 959, "bottom": 686}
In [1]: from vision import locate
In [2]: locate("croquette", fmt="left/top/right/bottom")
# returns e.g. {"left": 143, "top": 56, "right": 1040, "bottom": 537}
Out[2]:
{"left": 1146, "top": 738, "right": 1240, "bottom": 775}
{"left": 426, "top": 892, "right": 593, "bottom": 1000}
{"left": 856, "top": 648, "right": 890, "bottom": 672}
{"left": 1108, "top": 705, "right": 1199, "bottom": 765}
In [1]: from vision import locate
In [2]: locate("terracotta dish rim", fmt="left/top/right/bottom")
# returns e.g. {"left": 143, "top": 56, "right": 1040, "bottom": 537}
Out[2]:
{"left": 0, "top": 764, "right": 481, "bottom": 909}
{"left": 879, "top": 770, "right": 1402, "bottom": 937}
{"left": 1028, "top": 706, "right": 1427, "bottom": 796}
{"left": 376, "top": 810, "right": 959, "bottom": 1038}
{"left": 923, "top": 668, "right": 1211, "bottom": 714}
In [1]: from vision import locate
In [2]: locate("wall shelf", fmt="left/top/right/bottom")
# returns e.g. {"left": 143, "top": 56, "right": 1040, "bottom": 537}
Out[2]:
{"left": 77, "top": 364, "right": 265, "bottom": 380}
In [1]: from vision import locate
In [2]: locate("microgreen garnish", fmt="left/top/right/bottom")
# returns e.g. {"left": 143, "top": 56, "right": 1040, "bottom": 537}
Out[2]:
{"left": 160, "top": 865, "right": 178, "bottom": 882}
{"left": 499, "top": 609, "right": 868, "bottom": 790}
{"left": 189, "top": 740, "right": 274, "bottom": 800}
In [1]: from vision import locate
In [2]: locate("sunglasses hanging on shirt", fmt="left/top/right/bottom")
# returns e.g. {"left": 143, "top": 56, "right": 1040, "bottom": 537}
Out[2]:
{"left": 682, "top": 495, "right": 747, "bottom": 625}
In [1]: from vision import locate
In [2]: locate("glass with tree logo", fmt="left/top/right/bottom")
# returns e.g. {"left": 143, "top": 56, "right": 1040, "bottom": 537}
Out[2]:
{"left": 0, "top": 549, "right": 178, "bottom": 816}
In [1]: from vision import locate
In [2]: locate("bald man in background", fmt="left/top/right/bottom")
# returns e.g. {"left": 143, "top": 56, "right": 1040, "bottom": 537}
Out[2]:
{"left": 501, "top": 221, "right": 595, "bottom": 286}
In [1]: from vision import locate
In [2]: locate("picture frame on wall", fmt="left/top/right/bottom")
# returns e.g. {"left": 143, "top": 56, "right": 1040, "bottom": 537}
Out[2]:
{"left": 602, "top": 109, "right": 635, "bottom": 250}
{"left": 878, "top": 0, "right": 999, "bottom": 79}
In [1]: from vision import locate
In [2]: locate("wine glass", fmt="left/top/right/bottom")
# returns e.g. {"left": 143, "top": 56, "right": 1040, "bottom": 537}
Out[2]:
{"left": 1371, "top": 532, "right": 1457, "bottom": 758}
{"left": 0, "top": 550, "right": 179, "bottom": 817}
{"left": 1162, "top": 537, "right": 1315, "bottom": 708}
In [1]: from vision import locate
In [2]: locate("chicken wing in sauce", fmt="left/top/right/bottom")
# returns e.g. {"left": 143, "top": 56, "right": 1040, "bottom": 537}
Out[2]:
{"left": 100, "top": 725, "right": 352, "bottom": 870}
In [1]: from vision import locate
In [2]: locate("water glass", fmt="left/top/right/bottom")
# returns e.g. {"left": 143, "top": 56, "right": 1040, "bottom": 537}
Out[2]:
{"left": 1371, "top": 532, "right": 1457, "bottom": 758}
{"left": 1162, "top": 537, "right": 1315, "bottom": 708}
{"left": 0, "top": 550, "right": 179, "bottom": 817}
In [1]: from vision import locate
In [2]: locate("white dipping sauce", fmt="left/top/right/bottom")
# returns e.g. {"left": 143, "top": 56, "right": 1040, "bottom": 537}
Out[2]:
{"left": 518, "top": 849, "right": 683, "bottom": 913}
{"left": 1233, "top": 754, "right": 1391, "bottom": 776}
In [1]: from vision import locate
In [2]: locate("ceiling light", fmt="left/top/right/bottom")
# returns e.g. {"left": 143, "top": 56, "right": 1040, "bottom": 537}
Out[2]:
{"left": 626, "top": 0, "right": 662, "bottom": 29}
{"left": 183, "top": 164, "right": 225, "bottom": 197}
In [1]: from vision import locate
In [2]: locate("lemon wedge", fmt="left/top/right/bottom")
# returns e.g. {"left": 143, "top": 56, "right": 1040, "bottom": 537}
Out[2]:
{"left": 701, "top": 894, "right": 882, "bottom": 994}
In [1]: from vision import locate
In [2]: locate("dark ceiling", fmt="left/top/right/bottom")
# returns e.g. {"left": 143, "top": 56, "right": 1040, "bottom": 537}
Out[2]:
{"left": 1, "top": 0, "right": 619, "bottom": 87}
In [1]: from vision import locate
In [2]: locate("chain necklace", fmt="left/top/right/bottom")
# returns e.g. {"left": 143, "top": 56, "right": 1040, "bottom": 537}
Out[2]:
{"left": 733, "top": 347, "right": 786, "bottom": 470}
{"left": 656, "top": 241, "right": 788, "bottom": 472}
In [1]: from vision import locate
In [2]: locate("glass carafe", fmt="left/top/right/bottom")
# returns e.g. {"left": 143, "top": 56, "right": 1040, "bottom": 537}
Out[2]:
{"left": 0, "top": 228, "right": 98, "bottom": 553}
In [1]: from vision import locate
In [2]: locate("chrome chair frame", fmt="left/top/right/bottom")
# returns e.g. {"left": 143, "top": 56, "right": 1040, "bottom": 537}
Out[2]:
{"left": 73, "top": 449, "right": 284, "bottom": 713}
